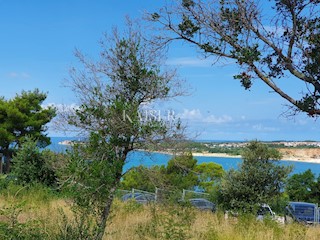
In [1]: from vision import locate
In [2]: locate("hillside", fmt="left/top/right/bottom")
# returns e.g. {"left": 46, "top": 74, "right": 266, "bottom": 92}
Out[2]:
{"left": 279, "top": 148, "right": 320, "bottom": 162}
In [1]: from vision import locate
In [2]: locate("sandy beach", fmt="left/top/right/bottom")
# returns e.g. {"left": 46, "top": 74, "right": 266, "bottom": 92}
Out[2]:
{"left": 191, "top": 151, "right": 320, "bottom": 164}
{"left": 191, "top": 152, "right": 241, "bottom": 158}
{"left": 158, "top": 148, "right": 320, "bottom": 164}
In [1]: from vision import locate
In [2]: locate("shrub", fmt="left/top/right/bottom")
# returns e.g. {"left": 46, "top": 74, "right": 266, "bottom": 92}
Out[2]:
{"left": 11, "top": 137, "right": 57, "bottom": 186}
{"left": 0, "top": 201, "right": 49, "bottom": 240}
{"left": 218, "top": 141, "right": 292, "bottom": 212}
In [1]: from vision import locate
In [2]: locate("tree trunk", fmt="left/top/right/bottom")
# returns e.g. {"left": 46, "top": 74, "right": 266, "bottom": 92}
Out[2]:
{"left": 95, "top": 172, "right": 122, "bottom": 240}
{"left": 4, "top": 151, "right": 11, "bottom": 174}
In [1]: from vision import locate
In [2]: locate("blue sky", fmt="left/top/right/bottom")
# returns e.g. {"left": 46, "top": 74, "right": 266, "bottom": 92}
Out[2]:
{"left": 0, "top": 0, "right": 319, "bottom": 141}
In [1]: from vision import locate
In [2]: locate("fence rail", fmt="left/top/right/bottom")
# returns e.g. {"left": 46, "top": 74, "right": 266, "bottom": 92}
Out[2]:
{"left": 115, "top": 188, "right": 210, "bottom": 203}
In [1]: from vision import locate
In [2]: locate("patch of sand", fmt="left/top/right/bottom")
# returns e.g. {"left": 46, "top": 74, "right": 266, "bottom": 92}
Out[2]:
{"left": 278, "top": 148, "right": 320, "bottom": 163}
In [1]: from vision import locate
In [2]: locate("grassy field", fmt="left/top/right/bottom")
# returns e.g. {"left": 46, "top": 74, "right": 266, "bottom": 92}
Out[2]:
{"left": 1, "top": 184, "right": 320, "bottom": 240}
{"left": 107, "top": 202, "right": 320, "bottom": 240}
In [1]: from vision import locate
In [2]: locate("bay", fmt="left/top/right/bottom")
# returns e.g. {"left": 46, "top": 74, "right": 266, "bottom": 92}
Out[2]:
{"left": 49, "top": 137, "right": 320, "bottom": 175}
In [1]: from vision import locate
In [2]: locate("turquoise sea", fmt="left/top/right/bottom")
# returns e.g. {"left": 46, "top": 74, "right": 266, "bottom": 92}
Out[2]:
{"left": 49, "top": 137, "right": 320, "bottom": 175}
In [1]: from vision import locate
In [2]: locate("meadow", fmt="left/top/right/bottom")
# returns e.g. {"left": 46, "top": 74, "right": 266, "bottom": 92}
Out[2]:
{"left": 1, "top": 183, "right": 320, "bottom": 240}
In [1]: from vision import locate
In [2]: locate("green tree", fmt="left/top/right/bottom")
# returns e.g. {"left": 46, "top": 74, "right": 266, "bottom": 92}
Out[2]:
{"left": 0, "top": 89, "right": 56, "bottom": 172}
{"left": 310, "top": 175, "right": 320, "bottom": 203}
{"left": 286, "top": 169, "right": 316, "bottom": 202}
{"left": 149, "top": 0, "right": 320, "bottom": 116}
{"left": 194, "top": 162, "right": 224, "bottom": 192}
{"left": 165, "top": 152, "right": 198, "bottom": 190}
{"left": 120, "top": 154, "right": 224, "bottom": 194}
{"left": 120, "top": 165, "right": 163, "bottom": 192}
{"left": 60, "top": 22, "right": 182, "bottom": 239}
{"left": 219, "top": 141, "right": 292, "bottom": 212}
{"left": 11, "top": 137, "right": 57, "bottom": 186}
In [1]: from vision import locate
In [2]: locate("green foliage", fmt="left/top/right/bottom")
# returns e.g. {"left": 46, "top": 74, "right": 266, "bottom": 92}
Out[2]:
{"left": 145, "top": 140, "right": 244, "bottom": 155}
{"left": 55, "top": 209, "right": 99, "bottom": 240}
{"left": 286, "top": 169, "right": 320, "bottom": 203}
{"left": 151, "top": 0, "right": 320, "bottom": 116}
{"left": 219, "top": 141, "right": 292, "bottom": 212}
{"left": 297, "top": 94, "right": 319, "bottom": 116}
{"left": 0, "top": 202, "right": 49, "bottom": 240}
{"left": 165, "top": 152, "right": 198, "bottom": 190}
{"left": 0, "top": 184, "right": 58, "bottom": 240}
{"left": 58, "top": 137, "right": 122, "bottom": 239}
{"left": 0, "top": 183, "right": 100, "bottom": 240}
{"left": 64, "top": 23, "right": 183, "bottom": 239}
{"left": 268, "top": 193, "right": 290, "bottom": 215}
{"left": 208, "top": 146, "right": 242, "bottom": 155}
{"left": 0, "top": 89, "right": 56, "bottom": 161}
{"left": 0, "top": 182, "right": 58, "bottom": 209}
{"left": 121, "top": 153, "right": 224, "bottom": 194}
{"left": 11, "top": 137, "right": 57, "bottom": 186}
{"left": 182, "top": 0, "right": 195, "bottom": 8}
{"left": 120, "top": 165, "right": 161, "bottom": 192}
{"left": 61, "top": 134, "right": 123, "bottom": 215}
{"left": 233, "top": 72, "right": 253, "bottom": 90}
{"left": 178, "top": 15, "right": 200, "bottom": 37}
{"left": 231, "top": 44, "right": 261, "bottom": 65}
{"left": 194, "top": 162, "right": 224, "bottom": 192}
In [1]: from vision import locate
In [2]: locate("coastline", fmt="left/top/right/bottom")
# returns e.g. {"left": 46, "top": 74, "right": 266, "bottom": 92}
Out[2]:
{"left": 277, "top": 156, "right": 320, "bottom": 164}
{"left": 193, "top": 152, "right": 320, "bottom": 164}
{"left": 148, "top": 150, "right": 320, "bottom": 164}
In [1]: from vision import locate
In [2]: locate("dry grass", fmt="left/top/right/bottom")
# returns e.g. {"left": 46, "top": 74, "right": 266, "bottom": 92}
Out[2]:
{"left": 1, "top": 192, "right": 320, "bottom": 240}
{"left": 106, "top": 201, "right": 320, "bottom": 240}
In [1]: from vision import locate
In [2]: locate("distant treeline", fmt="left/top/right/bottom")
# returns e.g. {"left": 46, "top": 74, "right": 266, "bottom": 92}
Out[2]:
{"left": 144, "top": 141, "right": 319, "bottom": 155}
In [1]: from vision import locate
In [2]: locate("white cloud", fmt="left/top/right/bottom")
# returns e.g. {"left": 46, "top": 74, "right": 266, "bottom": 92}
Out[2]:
{"left": 178, "top": 108, "right": 232, "bottom": 124}
{"left": 167, "top": 57, "right": 212, "bottom": 67}
{"left": 42, "top": 103, "right": 79, "bottom": 112}
{"left": 252, "top": 124, "right": 279, "bottom": 132}
{"left": 203, "top": 114, "right": 232, "bottom": 124}
{"left": 179, "top": 108, "right": 202, "bottom": 120}
{"left": 8, "top": 72, "right": 30, "bottom": 79}
{"left": 167, "top": 57, "right": 236, "bottom": 68}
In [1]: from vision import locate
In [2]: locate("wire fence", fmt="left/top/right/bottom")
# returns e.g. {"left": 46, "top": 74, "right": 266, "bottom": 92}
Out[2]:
{"left": 115, "top": 188, "right": 210, "bottom": 203}
{"left": 181, "top": 189, "right": 210, "bottom": 201}
{"left": 116, "top": 189, "right": 320, "bottom": 225}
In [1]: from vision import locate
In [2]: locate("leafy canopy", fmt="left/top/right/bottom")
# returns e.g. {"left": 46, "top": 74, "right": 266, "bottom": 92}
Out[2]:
{"left": 121, "top": 152, "right": 224, "bottom": 192}
{"left": 219, "top": 141, "right": 292, "bottom": 212}
{"left": 11, "top": 137, "right": 57, "bottom": 186}
{"left": 150, "top": 0, "right": 320, "bottom": 116}
{"left": 60, "top": 22, "right": 182, "bottom": 239}
{"left": 286, "top": 169, "right": 320, "bottom": 203}
{"left": 0, "top": 89, "right": 56, "bottom": 158}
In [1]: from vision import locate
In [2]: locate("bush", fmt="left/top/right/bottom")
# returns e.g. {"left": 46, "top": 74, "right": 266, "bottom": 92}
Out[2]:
{"left": 218, "top": 141, "right": 292, "bottom": 212}
{"left": 0, "top": 201, "right": 49, "bottom": 240}
{"left": 11, "top": 137, "right": 57, "bottom": 186}
{"left": 55, "top": 210, "right": 99, "bottom": 240}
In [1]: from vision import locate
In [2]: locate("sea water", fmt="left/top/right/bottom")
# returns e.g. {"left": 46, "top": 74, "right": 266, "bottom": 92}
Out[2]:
{"left": 49, "top": 137, "right": 320, "bottom": 175}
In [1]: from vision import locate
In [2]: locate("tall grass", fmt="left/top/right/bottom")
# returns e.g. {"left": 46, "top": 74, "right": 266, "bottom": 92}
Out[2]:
{"left": 0, "top": 182, "right": 71, "bottom": 239}
{"left": 107, "top": 200, "right": 320, "bottom": 240}
{"left": 1, "top": 186, "right": 320, "bottom": 240}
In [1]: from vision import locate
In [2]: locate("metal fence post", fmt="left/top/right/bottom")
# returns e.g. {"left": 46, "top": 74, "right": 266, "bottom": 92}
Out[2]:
{"left": 155, "top": 187, "right": 158, "bottom": 202}
{"left": 316, "top": 203, "right": 319, "bottom": 225}
{"left": 0, "top": 153, "right": 2, "bottom": 174}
